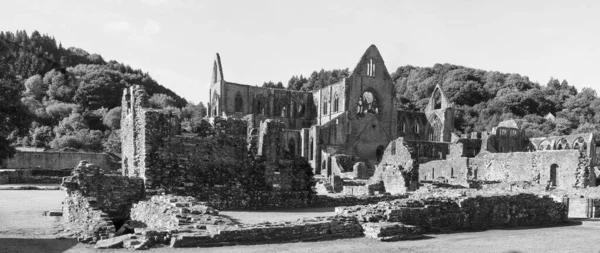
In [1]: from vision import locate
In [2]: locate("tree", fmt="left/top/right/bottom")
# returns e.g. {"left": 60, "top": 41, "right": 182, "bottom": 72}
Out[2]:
{"left": 149, "top": 93, "right": 177, "bottom": 109}
{"left": 102, "top": 107, "right": 121, "bottom": 130}
{"left": 0, "top": 78, "right": 31, "bottom": 163}
{"left": 23, "top": 74, "right": 46, "bottom": 99}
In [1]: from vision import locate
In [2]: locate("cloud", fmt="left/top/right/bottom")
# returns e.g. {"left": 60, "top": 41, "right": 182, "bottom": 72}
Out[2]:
{"left": 127, "top": 34, "right": 154, "bottom": 48}
{"left": 140, "top": 0, "right": 167, "bottom": 6}
{"left": 104, "top": 21, "right": 132, "bottom": 32}
{"left": 144, "top": 20, "right": 161, "bottom": 35}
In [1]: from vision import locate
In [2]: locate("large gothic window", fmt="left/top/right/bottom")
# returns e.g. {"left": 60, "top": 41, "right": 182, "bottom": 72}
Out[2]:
{"left": 234, "top": 93, "right": 243, "bottom": 112}
{"left": 357, "top": 91, "right": 378, "bottom": 116}
{"left": 430, "top": 115, "right": 443, "bottom": 142}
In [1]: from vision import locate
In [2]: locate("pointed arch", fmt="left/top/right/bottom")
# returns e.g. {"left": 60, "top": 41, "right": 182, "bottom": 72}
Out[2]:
{"left": 573, "top": 137, "right": 587, "bottom": 152}
{"left": 555, "top": 138, "right": 569, "bottom": 150}
{"left": 428, "top": 114, "right": 443, "bottom": 142}
{"left": 211, "top": 53, "right": 224, "bottom": 84}
{"left": 426, "top": 84, "right": 450, "bottom": 112}
{"left": 538, "top": 139, "right": 552, "bottom": 151}
{"left": 234, "top": 92, "right": 243, "bottom": 112}
{"left": 288, "top": 138, "right": 296, "bottom": 155}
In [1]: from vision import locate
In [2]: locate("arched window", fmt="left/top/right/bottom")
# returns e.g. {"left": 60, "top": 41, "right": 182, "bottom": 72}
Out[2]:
{"left": 333, "top": 94, "right": 339, "bottom": 112}
{"left": 573, "top": 137, "right": 587, "bottom": 152}
{"left": 288, "top": 138, "right": 295, "bottom": 155}
{"left": 357, "top": 91, "right": 378, "bottom": 115}
{"left": 309, "top": 138, "right": 314, "bottom": 160}
{"left": 413, "top": 123, "right": 419, "bottom": 134}
{"left": 234, "top": 93, "right": 243, "bottom": 112}
{"left": 550, "top": 164, "right": 558, "bottom": 186}
{"left": 430, "top": 115, "right": 443, "bottom": 142}
{"left": 281, "top": 106, "right": 287, "bottom": 117}
{"left": 556, "top": 138, "right": 569, "bottom": 150}
{"left": 432, "top": 88, "right": 442, "bottom": 110}
{"left": 322, "top": 101, "right": 328, "bottom": 115}
{"left": 376, "top": 145, "right": 385, "bottom": 163}
{"left": 538, "top": 140, "right": 552, "bottom": 151}
{"left": 297, "top": 103, "right": 305, "bottom": 117}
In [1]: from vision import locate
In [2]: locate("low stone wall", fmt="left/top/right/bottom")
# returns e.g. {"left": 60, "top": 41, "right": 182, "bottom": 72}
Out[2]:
{"left": 125, "top": 194, "right": 363, "bottom": 248}
{"left": 62, "top": 191, "right": 116, "bottom": 242}
{"left": 2, "top": 151, "right": 116, "bottom": 170}
{"left": 336, "top": 193, "right": 567, "bottom": 231}
{"left": 171, "top": 216, "right": 363, "bottom": 248}
{"left": 205, "top": 188, "right": 409, "bottom": 210}
{"left": 0, "top": 168, "right": 71, "bottom": 184}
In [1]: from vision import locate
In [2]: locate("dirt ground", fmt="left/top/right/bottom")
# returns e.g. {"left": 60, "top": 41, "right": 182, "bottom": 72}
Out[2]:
{"left": 2, "top": 190, "right": 600, "bottom": 253}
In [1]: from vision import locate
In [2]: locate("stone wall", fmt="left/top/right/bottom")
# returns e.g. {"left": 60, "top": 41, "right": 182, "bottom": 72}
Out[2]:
{"left": 62, "top": 191, "right": 116, "bottom": 242}
{"left": 1, "top": 151, "right": 115, "bottom": 170}
{"left": 336, "top": 193, "right": 567, "bottom": 231}
{"left": 418, "top": 150, "right": 594, "bottom": 189}
{"left": 0, "top": 168, "right": 71, "bottom": 184}
{"left": 419, "top": 157, "right": 470, "bottom": 186}
{"left": 62, "top": 161, "right": 145, "bottom": 219}
{"left": 126, "top": 194, "right": 363, "bottom": 248}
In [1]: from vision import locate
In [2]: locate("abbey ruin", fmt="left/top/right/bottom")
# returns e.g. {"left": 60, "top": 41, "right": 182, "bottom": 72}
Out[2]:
{"left": 58, "top": 45, "right": 599, "bottom": 249}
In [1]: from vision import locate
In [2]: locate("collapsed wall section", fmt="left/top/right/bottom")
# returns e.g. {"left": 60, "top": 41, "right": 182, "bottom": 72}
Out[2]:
{"left": 61, "top": 161, "right": 145, "bottom": 242}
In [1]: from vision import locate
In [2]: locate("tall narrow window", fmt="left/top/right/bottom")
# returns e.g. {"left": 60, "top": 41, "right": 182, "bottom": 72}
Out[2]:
{"left": 323, "top": 101, "right": 328, "bottom": 115}
{"left": 367, "top": 59, "right": 375, "bottom": 77}
{"left": 234, "top": 93, "right": 243, "bottom": 112}
{"left": 333, "top": 95, "right": 339, "bottom": 112}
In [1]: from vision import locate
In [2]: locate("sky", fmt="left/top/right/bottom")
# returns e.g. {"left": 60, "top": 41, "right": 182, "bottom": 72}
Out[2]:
{"left": 3, "top": 0, "right": 600, "bottom": 104}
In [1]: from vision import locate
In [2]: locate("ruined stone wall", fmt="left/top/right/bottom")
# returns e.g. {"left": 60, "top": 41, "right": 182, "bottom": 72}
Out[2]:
{"left": 473, "top": 150, "right": 583, "bottom": 188}
{"left": 62, "top": 191, "right": 116, "bottom": 242}
{"left": 369, "top": 138, "right": 416, "bottom": 194}
{"left": 224, "top": 82, "right": 314, "bottom": 129}
{"left": 128, "top": 195, "right": 363, "bottom": 248}
{"left": 336, "top": 193, "right": 567, "bottom": 231}
{"left": 418, "top": 150, "right": 593, "bottom": 189}
{"left": 419, "top": 158, "right": 469, "bottom": 186}
{"left": 1, "top": 151, "right": 114, "bottom": 170}
{"left": 258, "top": 119, "right": 284, "bottom": 160}
{"left": 62, "top": 161, "right": 145, "bottom": 218}
{"left": 396, "top": 110, "right": 430, "bottom": 141}
{"left": 143, "top": 121, "right": 247, "bottom": 193}
{"left": 317, "top": 80, "right": 346, "bottom": 125}
{"left": 61, "top": 161, "right": 144, "bottom": 242}
{"left": 0, "top": 168, "right": 71, "bottom": 184}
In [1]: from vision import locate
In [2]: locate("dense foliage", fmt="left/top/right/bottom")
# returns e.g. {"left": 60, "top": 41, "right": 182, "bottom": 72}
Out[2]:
{"left": 282, "top": 64, "right": 600, "bottom": 139}
{"left": 390, "top": 63, "right": 600, "bottom": 138}
{"left": 0, "top": 30, "right": 199, "bottom": 160}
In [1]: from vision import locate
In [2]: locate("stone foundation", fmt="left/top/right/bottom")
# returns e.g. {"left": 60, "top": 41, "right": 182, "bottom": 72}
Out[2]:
{"left": 336, "top": 193, "right": 567, "bottom": 231}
